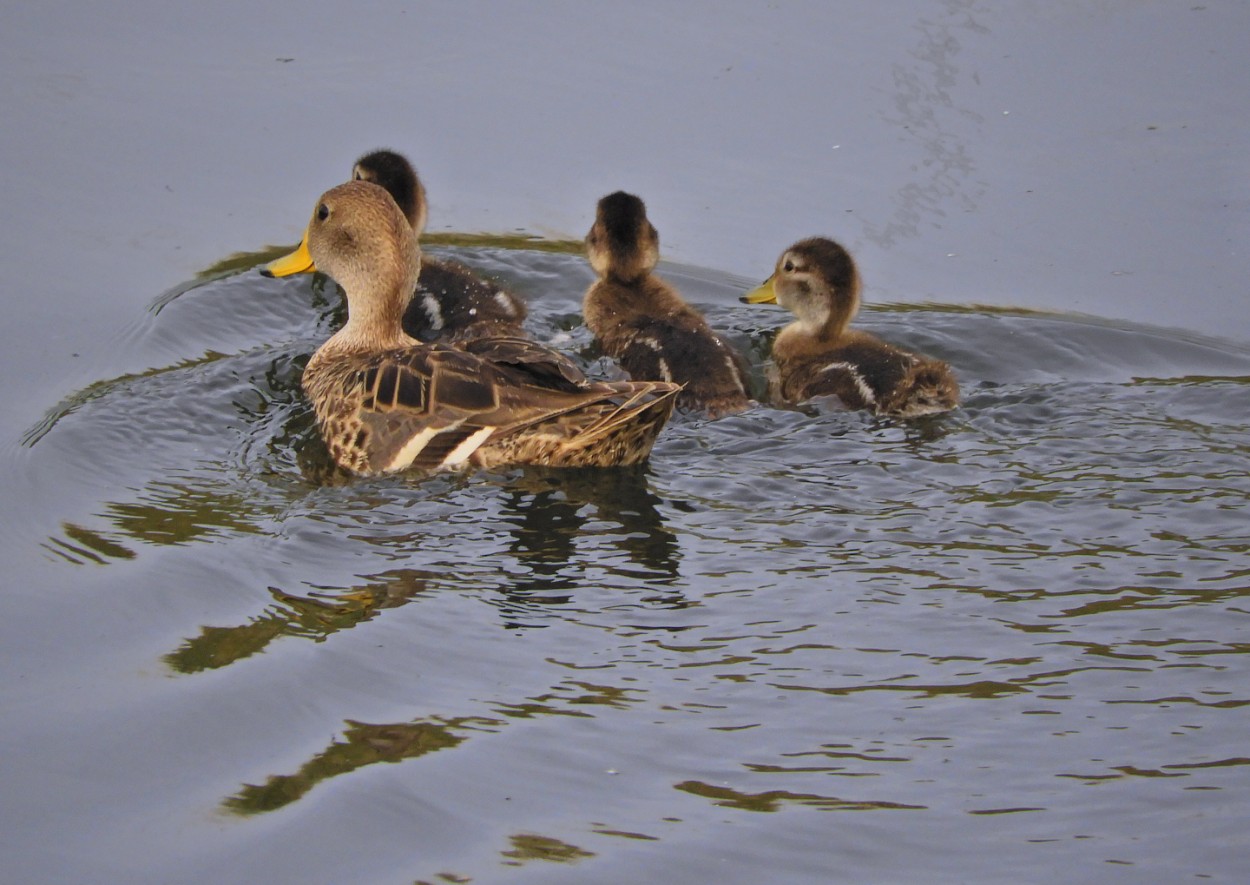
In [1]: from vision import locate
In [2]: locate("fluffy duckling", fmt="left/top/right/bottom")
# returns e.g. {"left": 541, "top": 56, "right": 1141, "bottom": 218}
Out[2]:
{"left": 267, "top": 181, "right": 680, "bottom": 474}
{"left": 352, "top": 150, "right": 529, "bottom": 341}
{"left": 266, "top": 150, "right": 527, "bottom": 342}
{"left": 583, "top": 192, "right": 751, "bottom": 418}
{"left": 742, "top": 238, "right": 959, "bottom": 417}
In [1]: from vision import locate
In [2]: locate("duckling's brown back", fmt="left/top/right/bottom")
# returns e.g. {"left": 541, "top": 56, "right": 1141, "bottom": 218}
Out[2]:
{"left": 780, "top": 335, "right": 958, "bottom": 416}
{"left": 617, "top": 315, "right": 751, "bottom": 417}
{"left": 407, "top": 257, "right": 528, "bottom": 342}
{"left": 585, "top": 276, "right": 750, "bottom": 417}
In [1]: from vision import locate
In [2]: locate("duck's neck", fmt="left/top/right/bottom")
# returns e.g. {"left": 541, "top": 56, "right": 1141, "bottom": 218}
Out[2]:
{"left": 586, "top": 274, "right": 687, "bottom": 333}
{"left": 321, "top": 288, "right": 416, "bottom": 356}
{"left": 792, "top": 301, "right": 855, "bottom": 345}
{"left": 607, "top": 268, "right": 649, "bottom": 287}
{"left": 819, "top": 302, "right": 857, "bottom": 342}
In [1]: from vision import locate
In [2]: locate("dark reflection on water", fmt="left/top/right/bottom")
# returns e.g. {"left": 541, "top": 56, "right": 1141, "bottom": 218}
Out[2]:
{"left": 498, "top": 467, "right": 681, "bottom": 602}
{"left": 17, "top": 245, "right": 1250, "bottom": 882}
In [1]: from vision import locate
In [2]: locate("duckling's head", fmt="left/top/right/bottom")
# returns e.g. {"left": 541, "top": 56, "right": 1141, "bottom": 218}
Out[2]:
{"left": 586, "top": 191, "right": 659, "bottom": 283}
{"left": 742, "top": 237, "right": 861, "bottom": 339}
{"left": 352, "top": 149, "right": 428, "bottom": 236}
{"left": 272, "top": 181, "right": 421, "bottom": 338}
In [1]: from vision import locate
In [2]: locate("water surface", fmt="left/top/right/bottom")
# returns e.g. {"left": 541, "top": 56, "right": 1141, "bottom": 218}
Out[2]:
{"left": 7, "top": 247, "right": 1249, "bottom": 883}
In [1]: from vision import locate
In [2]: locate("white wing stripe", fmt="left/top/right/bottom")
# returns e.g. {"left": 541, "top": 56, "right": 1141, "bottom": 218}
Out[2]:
{"left": 385, "top": 426, "right": 441, "bottom": 472}
{"left": 819, "top": 361, "right": 875, "bottom": 405}
{"left": 440, "top": 426, "right": 496, "bottom": 467}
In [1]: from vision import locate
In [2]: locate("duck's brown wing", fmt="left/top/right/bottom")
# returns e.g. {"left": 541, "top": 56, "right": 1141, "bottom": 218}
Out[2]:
{"left": 616, "top": 317, "right": 750, "bottom": 414}
{"left": 334, "top": 345, "right": 494, "bottom": 472}
{"left": 460, "top": 336, "right": 588, "bottom": 390}
{"left": 325, "top": 344, "right": 672, "bottom": 473}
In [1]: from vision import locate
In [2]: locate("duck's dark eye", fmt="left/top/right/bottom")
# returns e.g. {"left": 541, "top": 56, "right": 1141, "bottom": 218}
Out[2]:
{"left": 782, "top": 259, "right": 796, "bottom": 272}
{"left": 317, "top": 203, "right": 330, "bottom": 221}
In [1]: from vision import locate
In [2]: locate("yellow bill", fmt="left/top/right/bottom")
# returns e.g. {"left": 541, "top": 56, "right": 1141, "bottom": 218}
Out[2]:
{"left": 262, "top": 229, "right": 316, "bottom": 277}
{"left": 740, "top": 274, "right": 777, "bottom": 304}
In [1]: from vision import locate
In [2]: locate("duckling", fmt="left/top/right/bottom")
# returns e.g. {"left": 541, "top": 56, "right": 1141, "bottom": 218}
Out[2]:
{"left": 742, "top": 237, "right": 959, "bottom": 417}
{"left": 266, "top": 149, "right": 527, "bottom": 343}
{"left": 267, "top": 180, "right": 679, "bottom": 475}
{"left": 583, "top": 192, "right": 751, "bottom": 418}
{"left": 352, "top": 150, "right": 530, "bottom": 341}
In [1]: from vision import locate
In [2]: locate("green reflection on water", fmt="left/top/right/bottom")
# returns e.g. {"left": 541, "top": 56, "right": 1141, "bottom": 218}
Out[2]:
{"left": 225, "top": 717, "right": 499, "bottom": 815}
{"left": 47, "top": 475, "right": 276, "bottom": 564}
{"left": 103, "top": 483, "right": 257, "bottom": 545}
{"left": 45, "top": 522, "right": 136, "bottom": 565}
{"left": 775, "top": 678, "right": 1029, "bottom": 699}
{"left": 500, "top": 833, "right": 595, "bottom": 866}
{"left": 413, "top": 873, "right": 472, "bottom": 885}
{"left": 674, "top": 780, "right": 924, "bottom": 812}
{"left": 1165, "top": 757, "right": 1250, "bottom": 770}
{"left": 166, "top": 573, "right": 431, "bottom": 673}
{"left": 588, "top": 826, "right": 659, "bottom": 841}
{"left": 223, "top": 676, "right": 643, "bottom": 815}
{"left": 423, "top": 233, "right": 584, "bottom": 254}
{"left": 491, "top": 680, "right": 645, "bottom": 720}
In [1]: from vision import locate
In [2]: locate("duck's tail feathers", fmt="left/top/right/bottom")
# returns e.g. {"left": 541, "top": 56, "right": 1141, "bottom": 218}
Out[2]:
{"left": 576, "top": 381, "right": 682, "bottom": 442}
{"left": 549, "top": 380, "right": 681, "bottom": 467}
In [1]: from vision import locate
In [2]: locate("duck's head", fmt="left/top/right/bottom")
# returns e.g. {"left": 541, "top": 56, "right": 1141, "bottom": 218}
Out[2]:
{"left": 741, "top": 238, "right": 862, "bottom": 339}
{"left": 351, "top": 149, "right": 428, "bottom": 236}
{"left": 268, "top": 180, "right": 420, "bottom": 338}
{"left": 262, "top": 150, "right": 427, "bottom": 279}
{"left": 586, "top": 191, "right": 659, "bottom": 283}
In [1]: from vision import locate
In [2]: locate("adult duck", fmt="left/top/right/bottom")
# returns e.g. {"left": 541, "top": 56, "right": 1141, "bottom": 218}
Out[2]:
{"left": 266, "top": 149, "right": 527, "bottom": 342}
{"left": 267, "top": 180, "right": 679, "bottom": 474}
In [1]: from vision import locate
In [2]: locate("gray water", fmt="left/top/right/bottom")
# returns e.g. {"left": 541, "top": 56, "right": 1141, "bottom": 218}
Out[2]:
{"left": 3, "top": 2, "right": 1250, "bottom": 883}
{"left": 8, "top": 245, "right": 1250, "bottom": 883}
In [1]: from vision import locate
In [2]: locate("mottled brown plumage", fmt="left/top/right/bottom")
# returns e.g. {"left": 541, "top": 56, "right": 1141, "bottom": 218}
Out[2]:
{"left": 742, "top": 238, "right": 959, "bottom": 417}
{"left": 267, "top": 181, "right": 679, "bottom": 475}
{"left": 583, "top": 191, "right": 751, "bottom": 418}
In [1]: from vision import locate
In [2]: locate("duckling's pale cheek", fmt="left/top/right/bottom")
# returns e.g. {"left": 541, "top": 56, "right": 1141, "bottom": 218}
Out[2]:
{"left": 780, "top": 285, "right": 828, "bottom": 328}
{"left": 587, "top": 245, "right": 611, "bottom": 277}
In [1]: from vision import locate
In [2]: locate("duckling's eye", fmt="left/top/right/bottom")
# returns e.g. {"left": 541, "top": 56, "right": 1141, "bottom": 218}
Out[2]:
{"left": 317, "top": 203, "right": 330, "bottom": 222}
{"left": 782, "top": 259, "right": 796, "bottom": 273}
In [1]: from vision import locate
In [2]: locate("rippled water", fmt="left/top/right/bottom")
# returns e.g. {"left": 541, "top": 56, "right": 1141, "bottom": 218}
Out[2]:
{"left": 10, "top": 246, "right": 1250, "bottom": 883}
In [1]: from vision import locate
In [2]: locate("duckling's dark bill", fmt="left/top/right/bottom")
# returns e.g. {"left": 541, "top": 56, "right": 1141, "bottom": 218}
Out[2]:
{"left": 262, "top": 234, "right": 316, "bottom": 277}
{"left": 740, "top": 276, "right": 777, "bottom": 304}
